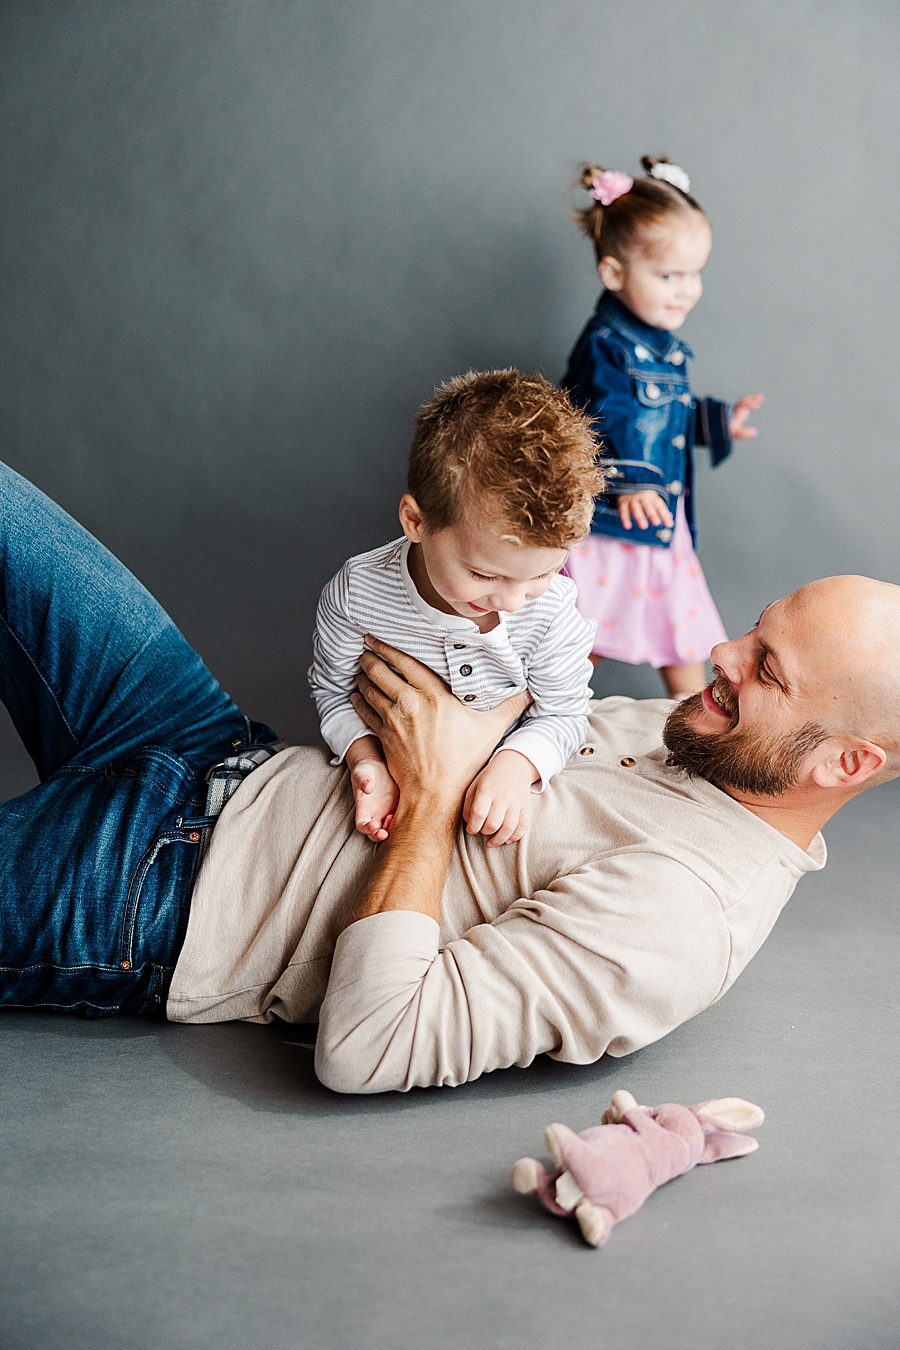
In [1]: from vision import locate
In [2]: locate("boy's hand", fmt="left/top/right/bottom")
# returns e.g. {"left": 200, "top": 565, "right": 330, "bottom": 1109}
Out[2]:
{"left": 617, "top": 490, "right": 674, "bottom": 532}
{"left": 351, "top": 757, "right": 400, "bottom": 842}
{"left": 730, "top": 393, "right": 764, "bottom": 440}
{"left": 462, "top": 749, "right": 539, "bottom": 848}
{"left": 345, "top": 734, "right": 399, "bottom": 842}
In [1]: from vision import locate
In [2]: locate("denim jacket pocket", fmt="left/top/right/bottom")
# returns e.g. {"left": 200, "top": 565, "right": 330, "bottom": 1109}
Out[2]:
{"left": 634, "top": 379, "right": 679, "bottom": 409}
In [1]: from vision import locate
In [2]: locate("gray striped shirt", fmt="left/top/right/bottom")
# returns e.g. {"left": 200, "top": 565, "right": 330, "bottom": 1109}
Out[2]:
{"left": 308, "top": 538, "right": 596, "bottom": 787}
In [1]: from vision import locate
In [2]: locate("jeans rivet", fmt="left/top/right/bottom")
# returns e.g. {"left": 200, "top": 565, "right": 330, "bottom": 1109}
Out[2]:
{"left": 189, "top": 831, "right": 201, "bottom": 841}
{"left": 120, "top": 960, "right": 131, "bottom": 971}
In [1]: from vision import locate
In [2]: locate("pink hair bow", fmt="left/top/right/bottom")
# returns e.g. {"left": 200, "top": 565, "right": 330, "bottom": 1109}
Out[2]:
{"left": 589, "top": 170, "right": 634, "bottom": 205}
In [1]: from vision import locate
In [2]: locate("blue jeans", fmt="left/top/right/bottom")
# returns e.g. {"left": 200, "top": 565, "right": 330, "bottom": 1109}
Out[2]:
{"left": 0, "top": 462, "right": 278, "bottom": 1016}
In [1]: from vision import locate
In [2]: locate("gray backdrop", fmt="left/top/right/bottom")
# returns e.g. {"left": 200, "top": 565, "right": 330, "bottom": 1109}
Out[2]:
{"left": 1, "top": 0, "right": 898, "bottom": 777}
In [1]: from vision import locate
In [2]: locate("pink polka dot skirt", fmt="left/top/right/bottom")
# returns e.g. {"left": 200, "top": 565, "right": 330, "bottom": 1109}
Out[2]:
{"left": 564, "top": 498, "right": 727, "bottom": 668}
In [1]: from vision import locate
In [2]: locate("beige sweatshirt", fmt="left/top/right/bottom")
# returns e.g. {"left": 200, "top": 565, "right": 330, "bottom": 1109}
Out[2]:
{"left": 167, "top": 697, "right": 825, "bottom": 1093}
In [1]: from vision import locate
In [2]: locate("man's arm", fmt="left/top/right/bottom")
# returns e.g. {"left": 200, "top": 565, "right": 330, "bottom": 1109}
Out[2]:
{"left": 344, "top": 637, "right": 530, "bottom": 927}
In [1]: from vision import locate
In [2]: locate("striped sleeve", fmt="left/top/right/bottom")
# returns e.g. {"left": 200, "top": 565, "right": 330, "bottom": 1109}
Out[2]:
{"left": 308, "top": 563, "right": 373, "bottom": 761}
{"left": 502, "top": 581, "right": 596, "bottom": 788}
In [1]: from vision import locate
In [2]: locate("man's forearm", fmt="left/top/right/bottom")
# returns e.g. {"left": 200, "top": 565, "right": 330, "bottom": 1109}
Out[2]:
{"left": 345, "top": 793, "right": 458, "bottom": 928}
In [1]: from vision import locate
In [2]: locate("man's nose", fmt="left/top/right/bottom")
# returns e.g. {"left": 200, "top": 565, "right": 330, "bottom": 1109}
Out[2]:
{"left": 710, "top": 634, "right": 752, "bottom": 687}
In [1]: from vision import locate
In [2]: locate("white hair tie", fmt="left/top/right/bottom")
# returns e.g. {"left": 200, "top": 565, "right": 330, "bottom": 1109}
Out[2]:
{"left": 648, "top": 162, "right": 691, "bottom": 194}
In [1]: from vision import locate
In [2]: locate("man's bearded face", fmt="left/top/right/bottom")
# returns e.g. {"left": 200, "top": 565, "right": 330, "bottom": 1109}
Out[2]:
{"left": 662, "top": 672, "right": 828, "bottom": 797}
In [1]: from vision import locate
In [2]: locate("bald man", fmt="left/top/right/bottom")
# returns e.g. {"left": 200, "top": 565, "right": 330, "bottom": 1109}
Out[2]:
{"left": 0, "top": 462, "right": 897, "bottom": 1091}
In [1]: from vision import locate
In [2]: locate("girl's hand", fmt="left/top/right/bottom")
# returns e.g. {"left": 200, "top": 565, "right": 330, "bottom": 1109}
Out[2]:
{"left": 462, "top": 749, "right": 538, "bottom": 848}
{"left": 617, "top": 490, "right": 674, "bottom": 532}
{"left": 730, "top": 393, "right": 764, "bottom": 440}
{"left": 350, "top": 756, "right": 400, "bottom": 842}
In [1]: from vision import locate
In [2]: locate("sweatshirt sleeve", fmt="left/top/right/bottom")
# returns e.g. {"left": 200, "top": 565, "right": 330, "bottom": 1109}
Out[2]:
{"left": 693, "top": 396, "right": 734, "bottom": 467}
{"left": 501, "top": 579, "right": 596, "bottom": 788}
{"left": 308, "top": 563, "right": 374, "bottom": 761}
{"left": 314, "top": 851, "right": 731, "bottom": 1094}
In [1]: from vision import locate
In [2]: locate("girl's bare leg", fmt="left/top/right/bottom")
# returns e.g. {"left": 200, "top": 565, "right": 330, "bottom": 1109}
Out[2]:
{"left": 660, "top": 663, "right": 706, "bottom": 698}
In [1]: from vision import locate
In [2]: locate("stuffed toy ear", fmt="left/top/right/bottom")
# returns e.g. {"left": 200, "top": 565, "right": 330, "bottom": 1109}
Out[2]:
{"left": 700, "top": 1132, "right": 759, "bottom": 1164}
{"left": 694, "top": 1097, "right": 765, "bottom": 1133}
{"left": 601, "top": 1089, "right": 639, "bottom": 1124}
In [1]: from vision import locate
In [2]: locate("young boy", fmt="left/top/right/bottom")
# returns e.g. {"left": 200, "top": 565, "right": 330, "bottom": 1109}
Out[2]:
{"left": 309, "top": 369, "right": 604, "bottom": 847}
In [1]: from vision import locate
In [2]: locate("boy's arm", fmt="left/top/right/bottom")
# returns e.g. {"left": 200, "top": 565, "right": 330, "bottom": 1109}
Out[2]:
{"left": 308, "top": 565, "right": 377, "bottom": 761}
{"left": 499, "top": 580, "right": 596, "bottom": 789}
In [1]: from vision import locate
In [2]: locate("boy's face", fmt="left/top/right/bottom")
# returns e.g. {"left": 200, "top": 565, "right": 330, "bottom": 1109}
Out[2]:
{"left": 599, "top": 217, "right": 712, "bottom": 331}
{"left": 399, "top": 496, "right": 568, "bottom": 629}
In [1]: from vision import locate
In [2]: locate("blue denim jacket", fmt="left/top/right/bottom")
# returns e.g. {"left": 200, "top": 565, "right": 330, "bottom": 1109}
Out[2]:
{"left": 562, "top": 292, "right": 733, "bottom": 548}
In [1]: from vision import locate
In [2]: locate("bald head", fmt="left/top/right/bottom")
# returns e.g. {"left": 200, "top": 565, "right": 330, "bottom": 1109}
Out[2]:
{"left": 781, "top": 576, "right": 900, "bottom": 770}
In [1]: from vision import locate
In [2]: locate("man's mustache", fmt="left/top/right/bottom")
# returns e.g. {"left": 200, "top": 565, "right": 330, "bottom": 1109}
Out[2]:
{"left": 709, "top": 669, "right": 738, "bottom": 724}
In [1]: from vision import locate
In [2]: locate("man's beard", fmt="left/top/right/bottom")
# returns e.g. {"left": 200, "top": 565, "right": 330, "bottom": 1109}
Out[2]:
{"left": 662, "top": 681, "right": 828, "bottom": 797}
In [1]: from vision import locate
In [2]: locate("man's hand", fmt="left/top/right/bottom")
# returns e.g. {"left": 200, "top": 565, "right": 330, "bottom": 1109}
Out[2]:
{"left": 463, "top": 749, "right": 538, "bottom": 847}
{"left": 618, "top": 490, "right": 674, "bottom": 532}
{"left": 729, "top": 393, "right": 764, "bottom": 440}
{"left": 351, "top": 637, "right": 530, "bottom": 813}
{"left": 344, "top": 638, "right": 530, "bottom": 928}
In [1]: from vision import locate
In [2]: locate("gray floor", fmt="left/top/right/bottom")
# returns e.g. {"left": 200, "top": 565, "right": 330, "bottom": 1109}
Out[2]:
{"left": 0, "top": 706, "right": 898, "bottom": 1350}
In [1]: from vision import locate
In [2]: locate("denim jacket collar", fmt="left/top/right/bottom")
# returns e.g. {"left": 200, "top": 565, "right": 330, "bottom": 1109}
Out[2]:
{"left": 595, "top": 291, "right": 694, "bottom": 362}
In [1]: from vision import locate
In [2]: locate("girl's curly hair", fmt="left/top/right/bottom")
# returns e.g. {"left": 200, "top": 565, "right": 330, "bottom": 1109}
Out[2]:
{"left": 408, "top": 369, "right": 605, "bottom": 548}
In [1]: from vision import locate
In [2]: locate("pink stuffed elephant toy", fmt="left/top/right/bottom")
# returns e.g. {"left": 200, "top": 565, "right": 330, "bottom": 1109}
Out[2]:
{"left": 512, "top": 1089, "right": 765, "bottom": 1247}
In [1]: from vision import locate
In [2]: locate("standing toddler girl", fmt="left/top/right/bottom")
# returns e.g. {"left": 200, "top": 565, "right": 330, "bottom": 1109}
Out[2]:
{"left": 562, "top": 155, "right": 763, "bottom": 696}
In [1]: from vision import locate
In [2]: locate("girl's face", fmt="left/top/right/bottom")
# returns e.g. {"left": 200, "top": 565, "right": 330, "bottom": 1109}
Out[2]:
{"left": 599, "top": 217, "right": 712, "bottom": 331}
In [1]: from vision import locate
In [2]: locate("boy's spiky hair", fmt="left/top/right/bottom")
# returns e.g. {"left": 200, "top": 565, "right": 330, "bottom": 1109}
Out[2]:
{"left": 408, "top": 369, "right": 605, "bottom": 547}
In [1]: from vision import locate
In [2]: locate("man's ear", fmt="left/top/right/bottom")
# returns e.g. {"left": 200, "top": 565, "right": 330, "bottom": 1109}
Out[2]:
{"left": 598, "top": 256, "right": 624, "bottom": 292}
{"left": 810, "top": 739, "right": 887, "bottom": 790}
{"left": 398, "top": 494, "right": 427, "bottom": 544}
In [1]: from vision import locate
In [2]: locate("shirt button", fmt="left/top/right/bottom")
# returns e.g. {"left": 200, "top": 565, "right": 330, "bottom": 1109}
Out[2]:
{"left": 453, "top": 643, "right": 466, "bottom": 650}
{"left": 620, "top": 757, "right": 636, "bottom": 767}
{"left": 667, "top": 479, "right": 683, "bottom": 494}
{"left": 645, "top": 383, "right": 660, "bottom": 399}
{"left": 657, "top": 528, "right": 673, "bottom": 543}
{"left": 634, "top": 344, "right": 651, "bottom": 360}
{"left": 459, "top": 664, "right": 473, "bottom": 676}
{"left": 671, "top": 435, "right": 685, "bottom": 449}
{"left": 679, "top": 393, "right": 692, "bottom": 405}
{"left": 668, "top": 350, "right": 685, "bottom": 365}
{"left": 579, "top": 746, "right": 594, "bottom": 757}
{"left": 463, "top": 693, "right": 476, "bottom": 702}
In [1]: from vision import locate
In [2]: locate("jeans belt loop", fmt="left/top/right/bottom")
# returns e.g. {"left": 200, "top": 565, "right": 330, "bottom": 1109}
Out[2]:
{"left": 203, "top": 745, "right": 279, "bottom": 819}
{"left": 195, "top": 745, "right": 279, "bottom": 867}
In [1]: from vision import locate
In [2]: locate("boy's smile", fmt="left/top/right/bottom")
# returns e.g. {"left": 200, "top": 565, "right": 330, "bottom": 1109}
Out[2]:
{"left": 398, "top": 495, "right": 568, "bottom": 633}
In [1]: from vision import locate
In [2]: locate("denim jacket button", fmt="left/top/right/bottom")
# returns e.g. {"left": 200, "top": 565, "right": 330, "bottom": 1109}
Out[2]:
{"left": 657, "top": 528, "right": 673, "bottom": 543}
{"left": 667, "top": 480, "right": 683, "bottom": 494}
{"left": 634, "top": 344, "right": 651, "bottom": 360}
{"left": 671, "top": 435, "right": 685, "bottom": 449}
{"left": 645, "top": 383, "right": 660, "bottom": 399}
{"left": 668, "top": 350, "right": 685, "bottom": 365}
